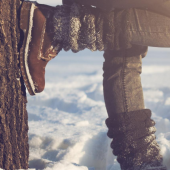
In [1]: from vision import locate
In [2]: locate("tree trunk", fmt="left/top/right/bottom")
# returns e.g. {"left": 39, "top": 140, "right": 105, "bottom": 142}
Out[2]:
{"left": 0, "top": 0, "right": 29, "bottom": 169}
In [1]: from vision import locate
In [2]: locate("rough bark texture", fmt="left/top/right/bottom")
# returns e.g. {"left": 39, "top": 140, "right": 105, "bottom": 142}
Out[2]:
{"left": 0, "top": 0, "right": 29, "bottom": 169}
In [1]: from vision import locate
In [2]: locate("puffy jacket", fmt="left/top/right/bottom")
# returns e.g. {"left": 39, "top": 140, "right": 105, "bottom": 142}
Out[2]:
{"left": 75, "top": 0, "right": 170, "bottom": 17}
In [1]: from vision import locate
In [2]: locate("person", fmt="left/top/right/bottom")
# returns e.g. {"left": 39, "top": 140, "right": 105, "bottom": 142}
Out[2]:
{"left": 20, "top": 0, "right": 170, "bottom": 169}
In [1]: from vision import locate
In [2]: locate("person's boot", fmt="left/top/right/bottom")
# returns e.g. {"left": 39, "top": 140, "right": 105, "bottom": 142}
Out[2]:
{"left": 106, "top": 109, "right": 167, "bottom": 170}
{"left": 20, "top": 1, "right": 62, "bottom": 95}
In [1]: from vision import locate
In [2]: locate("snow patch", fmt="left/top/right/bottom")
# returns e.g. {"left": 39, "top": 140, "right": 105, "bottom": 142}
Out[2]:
{"left": 27, "top": 47, "right": 170, "bottom": 170}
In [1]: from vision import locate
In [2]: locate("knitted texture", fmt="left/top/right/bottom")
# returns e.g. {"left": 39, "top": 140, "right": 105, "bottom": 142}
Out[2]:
{"left": 53, "top": 3, "right": 131, "bottom": 53}
{"left": 106, "top": 109, "right": 167, "bottom": 170}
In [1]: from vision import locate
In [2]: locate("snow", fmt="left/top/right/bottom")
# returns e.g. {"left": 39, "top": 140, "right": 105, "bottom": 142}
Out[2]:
{"left": 20, "top": 1, "right": 170, "bottom": 170}
{"left": 27, "top": 49, "right": 112, "bottom": 170}
{"left": 24, "top": 47, "right": 170, "bottom": 170}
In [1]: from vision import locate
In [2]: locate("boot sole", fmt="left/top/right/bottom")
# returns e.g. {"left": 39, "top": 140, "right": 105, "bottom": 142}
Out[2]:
{"left": 20, "top": 2, "right": 36, "bottom": 95}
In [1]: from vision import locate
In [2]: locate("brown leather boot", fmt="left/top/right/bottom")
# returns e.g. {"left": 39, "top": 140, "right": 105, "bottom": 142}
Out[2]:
{"left": 20, "top": 1, "right": 62, "bottom": 95}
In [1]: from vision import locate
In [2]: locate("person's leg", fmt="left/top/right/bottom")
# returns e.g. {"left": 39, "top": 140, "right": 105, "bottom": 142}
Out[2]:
{"left": 103, "top": 45, "right": 167, "bottom": 170}
{"left": 21, "top": 0, "right": 170, "bottom": 95}
{"left": 128, "top": 8, "right": 170, "bottom": 47}
{"left": 103, "top": 45, "right": 146, "bottom": 115}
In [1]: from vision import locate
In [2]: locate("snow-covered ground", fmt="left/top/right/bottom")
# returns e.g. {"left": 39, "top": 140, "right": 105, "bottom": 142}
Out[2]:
{"left": 22, "top": 1, "right": 170, "bottom": 169}
{"left": 26, "top": 47, "right": 170, "bottom": 170}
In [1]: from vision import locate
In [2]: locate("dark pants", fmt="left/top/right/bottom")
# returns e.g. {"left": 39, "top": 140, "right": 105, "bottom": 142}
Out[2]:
{"left": 103, "top": 9, "right": 170, "bottom": 116}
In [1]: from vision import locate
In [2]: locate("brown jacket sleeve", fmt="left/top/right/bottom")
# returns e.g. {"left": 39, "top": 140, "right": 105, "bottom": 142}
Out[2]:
{"left": 76, "top": 0, "right": 169, "bottom": 12}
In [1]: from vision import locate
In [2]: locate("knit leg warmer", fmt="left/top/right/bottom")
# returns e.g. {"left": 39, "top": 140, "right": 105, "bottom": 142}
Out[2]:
{"left": 53, "top": 3, "right": 131, "bottom": 53}
{"left": 106, "top": 109, "right": 166, "bottom": 170}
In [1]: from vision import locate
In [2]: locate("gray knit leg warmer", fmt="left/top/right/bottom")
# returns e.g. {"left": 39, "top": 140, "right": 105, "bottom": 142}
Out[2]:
{"left": 106, "top": 109, "right": 167, "bottom": 170}
{"left": 53, "top": 3, "right": 104, "bottom": 52}
{"left": 52, "top": 3, "right": 131, "bottom": 53}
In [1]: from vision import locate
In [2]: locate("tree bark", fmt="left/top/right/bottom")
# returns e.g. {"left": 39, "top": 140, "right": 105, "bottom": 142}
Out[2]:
{"left": 0, "top": 0, "right": 29, "bottom": 169}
